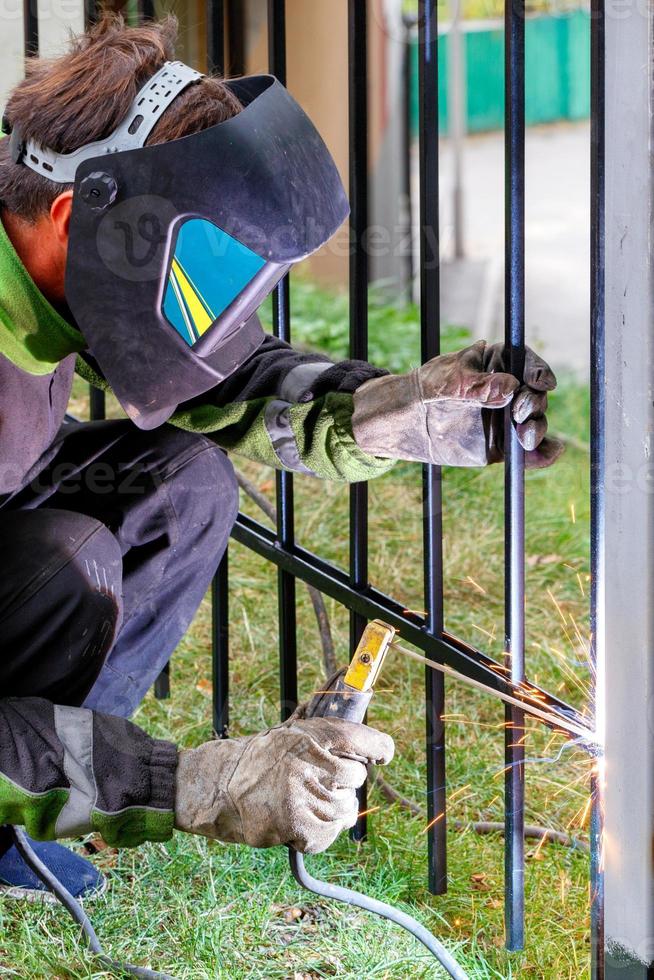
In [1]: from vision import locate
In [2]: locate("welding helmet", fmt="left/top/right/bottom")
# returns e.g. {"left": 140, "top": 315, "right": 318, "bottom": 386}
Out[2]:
{"left": 4, "top": 62, "right": 349, "bottom": 428}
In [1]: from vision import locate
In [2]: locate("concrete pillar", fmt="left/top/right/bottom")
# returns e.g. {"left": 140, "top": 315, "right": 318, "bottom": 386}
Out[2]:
{"left": 0, "top": 0, "right": 25, "bottom": 109}
{"left": 36, "top": 0, "right": 84, "bottom": 56}
{"left": 601, "top": 2, "right": 654, "bottom": 974}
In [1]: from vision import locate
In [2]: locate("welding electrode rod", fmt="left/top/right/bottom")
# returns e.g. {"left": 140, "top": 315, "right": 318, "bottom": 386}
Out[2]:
{"left": 391, "top": 643, "right": 598, "bottom": 746}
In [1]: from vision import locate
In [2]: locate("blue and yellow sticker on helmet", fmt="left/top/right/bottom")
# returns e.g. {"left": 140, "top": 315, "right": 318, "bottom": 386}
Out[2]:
{"left": 162, "top": 218, "right": 265, "bottom": 346}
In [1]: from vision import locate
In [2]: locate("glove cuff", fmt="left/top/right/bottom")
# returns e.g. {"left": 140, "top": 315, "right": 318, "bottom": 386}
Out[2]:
{"left": 174, "top": 738, "right": 250, "bottom": 842}
{"left": 352, "top": 371, "right": 429, "bottom": 462}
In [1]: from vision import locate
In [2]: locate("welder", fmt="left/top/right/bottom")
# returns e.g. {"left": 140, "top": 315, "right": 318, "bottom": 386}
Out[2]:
{"left": 0, "top": 14, "right": 561, "bottom": 901}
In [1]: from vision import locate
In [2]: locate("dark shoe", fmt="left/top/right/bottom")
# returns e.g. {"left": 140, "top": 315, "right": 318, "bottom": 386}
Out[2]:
{"left": 0, "top": 838, "right": 106, "bottom": 903}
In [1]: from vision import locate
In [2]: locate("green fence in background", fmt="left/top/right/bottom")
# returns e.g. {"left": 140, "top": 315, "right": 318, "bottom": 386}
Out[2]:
{"left": 410, "top": 10, "right": 590, "bottom": 134}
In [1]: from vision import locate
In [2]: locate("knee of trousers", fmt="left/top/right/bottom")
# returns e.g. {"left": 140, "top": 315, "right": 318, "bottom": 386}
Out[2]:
{"left": 0, "top": 509, "right": 124, "bottom": 704}
{"left": 154, "top": 430, "right": 239, "bottom": 543}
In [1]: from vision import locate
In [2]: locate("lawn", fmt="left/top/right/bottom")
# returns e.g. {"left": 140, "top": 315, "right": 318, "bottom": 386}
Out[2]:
{"left": 1, "top": 281, "right": 593, "bottom": 979}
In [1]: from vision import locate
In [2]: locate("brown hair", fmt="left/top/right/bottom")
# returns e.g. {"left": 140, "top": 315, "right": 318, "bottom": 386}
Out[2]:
{"left": 0, "top": 13, "right": 242, "bottom": 221}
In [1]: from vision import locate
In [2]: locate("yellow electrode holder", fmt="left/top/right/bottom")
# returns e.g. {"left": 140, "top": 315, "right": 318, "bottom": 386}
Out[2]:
{"left": 343, "top": 620, "right": 396, "bottom": 693}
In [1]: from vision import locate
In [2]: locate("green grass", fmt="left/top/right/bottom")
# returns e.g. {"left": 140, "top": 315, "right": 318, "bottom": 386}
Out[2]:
{"left": 3, "top": 281, "right": 592, "bottom": 979}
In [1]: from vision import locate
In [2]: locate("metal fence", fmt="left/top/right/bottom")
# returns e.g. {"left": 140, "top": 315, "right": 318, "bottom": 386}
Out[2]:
{"left": 19, "top": 0, "right": 605, "bottom": 974}
{"left": 192, "top": 0, "right": 602, "bottom": 974}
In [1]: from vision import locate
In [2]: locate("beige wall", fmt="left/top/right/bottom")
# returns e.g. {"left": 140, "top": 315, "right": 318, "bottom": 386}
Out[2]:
{"left": 240, "top": 0, "right": 405, "bottom": 292}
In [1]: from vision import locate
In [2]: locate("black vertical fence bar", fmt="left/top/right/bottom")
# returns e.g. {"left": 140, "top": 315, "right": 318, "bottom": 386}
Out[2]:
{"left": 418, "top": 0, "right": 447, "bottom": 895}
{"left": 347, "top": 0, "right": 370, "bottom": 844}
{"left": 589, "top": 0, "right": 605, "bottom": 974}
{"left": 24, "top": 0, "right": 38, "bottom": 56}
{"left": 402, "top": 17, "right": 415, "bottom": 297}
{"left": 268, "top": 0, "right": 298, "bottom": 722}
{"left": 138, "top": 0, "right": 155, "bottom": 22}
{"left": 207, "top": 0, "right": 225, "bottom": 75}
{"left": 226, "top": 0, "right": 246, "bottom": 77}
{"left": 85, "top": 0, "right": 98, "bottom": 28}
{"left": 206, "top": 1, "right": 230, "bottom": 729}
{"left": 212, "top": 549, "right": 230, "bottom": 737}
{"left": 89, "top": 388, "right": 106, "bottom": 421}
{"left": 503, "top": 0, "right": 526, "bottom": 951}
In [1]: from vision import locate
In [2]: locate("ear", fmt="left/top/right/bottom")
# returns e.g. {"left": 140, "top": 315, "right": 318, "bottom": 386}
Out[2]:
{"left": 49, "top": 190, "right": 74, "bottom": 248}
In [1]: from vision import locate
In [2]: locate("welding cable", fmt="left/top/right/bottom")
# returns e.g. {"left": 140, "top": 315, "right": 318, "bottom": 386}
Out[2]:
{"left": 10, "top": 827, "right": 175, "bottom": 980}
{"left": 288, "top": 848, "right": 470, "bottom": 980}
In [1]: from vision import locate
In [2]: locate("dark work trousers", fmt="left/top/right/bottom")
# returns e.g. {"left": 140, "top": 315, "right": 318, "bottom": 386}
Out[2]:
{"left": 0, "top": 419, "right": 238, "bottom": 718}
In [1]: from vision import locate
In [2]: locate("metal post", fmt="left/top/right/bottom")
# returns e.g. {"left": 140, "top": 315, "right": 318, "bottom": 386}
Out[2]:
{"left": 418, "top": 0, "right": 447, "bottom": 896}
{"left": 402, "top": 17, "right": 416, "bottom": 298}
{"left": 89, "top": 387, "right": 106, "bottom": 422}
{"left": 268, "top": 0, "right": 298, "bottom": 722}
{"left": 207, "top": 0, "right": 225, "bottom": 75}
{"left": 601, "top": 3, "right": 654, "bottom": 976}
{"left": 226, "top": 0, "right": 246, "bottom": 77}
{"left": 212, "top": 552, "right": 230, "bottom": 737}
{"left": 85, "top": 0, "right": 98, "bottom": 28}
{"left": 589, "top": 0, "right": 605, "bottom": 976}
{"left": 138, "top": 0, "right": 155, "bottom": 22}
{"left": 348, "top": 0, "right": 370, "bottom": 843}
{"left": 207, "top": 0, "right": 230, "bottom": 728}
{"left": 503, "top": 0, "right": 526, "bottom": 951}
{"left": 24, "top": 0, "right": 38, "bottom": 56}
{"left": 448, "top": 0, "right": 466, "bottom": 260}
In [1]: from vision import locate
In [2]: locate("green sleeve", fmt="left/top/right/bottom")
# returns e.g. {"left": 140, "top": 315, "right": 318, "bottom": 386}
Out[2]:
{"left": 168, "top": 392, "right": 396, "bottom": 483}
{"left": 76, "top": 356, "right": 396, "bottom": 484}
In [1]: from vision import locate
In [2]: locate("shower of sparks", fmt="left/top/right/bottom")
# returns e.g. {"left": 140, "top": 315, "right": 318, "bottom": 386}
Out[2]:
{"left": 390, "top": 641, "right": 597, "bottom": 743}
{"left": 567, "top": 793, "right": 593, "bottom": 831}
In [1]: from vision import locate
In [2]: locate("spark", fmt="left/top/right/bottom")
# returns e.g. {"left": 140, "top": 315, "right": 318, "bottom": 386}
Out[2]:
{"left": 576, "top": 573, "right": 586, "bottom": 597}
{"left": 531, "top": 831, "right": 549, "bottom": 861}
{"left": 567, "top": 794, "right": 593, "bottom": 831}
{"left": 449, "top": 784, "right": 472, "bottom": 802}
{"left": 420, "top": 812, "right": 445, "bottom": 835}
{"left": 357, "top": 806, "right": 381, "bottom": 819}
{"left": 569, "top": 613, "right": 591, "bottom": 659}
{"left": 465, "top": 576, "right": 487, "bottom": 595}
{"left": 471, "top": 623, "right": 495, "bottom": 641}
{"left": 570, "top": 502, "right": 577, "bottom": 524}
{"left": 547, "top": 588, "right": 568, "bottom": 626}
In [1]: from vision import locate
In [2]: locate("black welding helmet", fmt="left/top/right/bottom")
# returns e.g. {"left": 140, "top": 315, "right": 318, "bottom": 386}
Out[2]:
{"left": 5, "top": 62, "right": 349, "bottom": 428}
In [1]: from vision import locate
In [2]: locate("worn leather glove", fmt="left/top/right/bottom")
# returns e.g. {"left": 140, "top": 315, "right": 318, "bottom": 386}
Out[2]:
{"left": 174, "top": 717, "right": 394, "bottom": 854}
{"left": 352, "top": 340, "right": 564, "bottom": 470}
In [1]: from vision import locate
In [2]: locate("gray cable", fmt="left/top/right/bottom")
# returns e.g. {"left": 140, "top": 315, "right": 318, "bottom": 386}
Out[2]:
{"left": 11, "top": 827, "right": 175, "bottom": 980}
{"left": 288, "top": 848, "right": 470, "bottom": 980}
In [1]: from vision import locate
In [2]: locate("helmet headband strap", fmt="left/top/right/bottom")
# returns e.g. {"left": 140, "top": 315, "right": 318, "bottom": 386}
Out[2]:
{"left": 5, "top": 61, "right": 203, "bottom": 184}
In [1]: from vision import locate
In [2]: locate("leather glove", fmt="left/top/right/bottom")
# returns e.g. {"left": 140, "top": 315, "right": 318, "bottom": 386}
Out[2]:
{"left": 352, "top": 340, "right": 564, "bottom": 470}
{"left": 174, "top": 717, "right": 394, "bottom": 854}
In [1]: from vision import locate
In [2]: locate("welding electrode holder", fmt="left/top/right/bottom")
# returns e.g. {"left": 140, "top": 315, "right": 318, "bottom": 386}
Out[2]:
{"left": 288, "top": 621, "right": 470, "bottom": 980}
